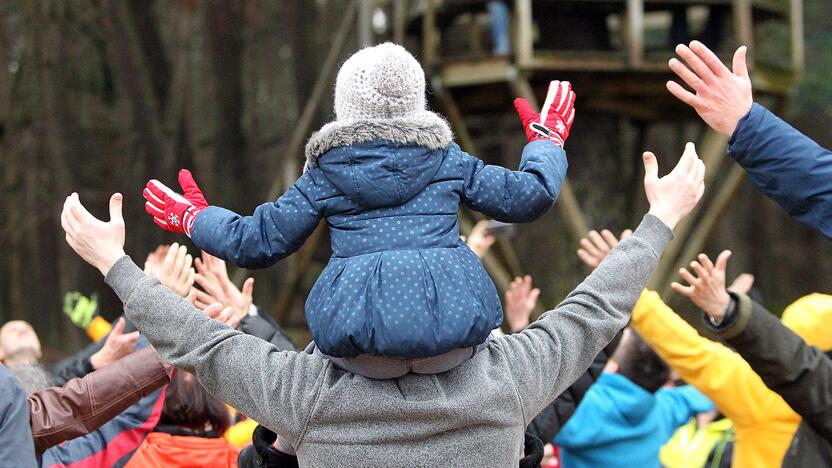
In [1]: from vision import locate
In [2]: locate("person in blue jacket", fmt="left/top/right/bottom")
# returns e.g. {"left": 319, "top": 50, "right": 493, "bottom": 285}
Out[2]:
{"left": 667, "top": 40, "right": 832, "bottom": 238}
{"left": 555, "top": 329, "right": 714, "bottom": 468}
{"left": 143, "top": 43, "right": 576, "bottom": 378}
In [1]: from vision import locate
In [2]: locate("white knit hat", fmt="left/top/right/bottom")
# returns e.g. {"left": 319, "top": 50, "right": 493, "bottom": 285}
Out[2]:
{"left": 334, "top": 43, "right": 426, "bottom": 121}
{"left": 305, "top": 43, "right": 453, "bottom": 163}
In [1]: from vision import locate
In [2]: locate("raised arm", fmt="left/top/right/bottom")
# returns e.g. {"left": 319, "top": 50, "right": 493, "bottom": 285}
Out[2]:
{"left": 144, "top": 169, "right": 323, "bottom": 268}
{"left": 503, "top": 142, "right": 705, "bottom": 418}
{"left": 675, "top": 251, "right": 832, "bottom": 442}
{"left": 667, "top": 40, "right": 832, "bottom": 238}
{"left": 60, "top": 192, "right": 325, "bottom": 444}
{"left": 460, "top": 81, "right": 575, "bottom": 222}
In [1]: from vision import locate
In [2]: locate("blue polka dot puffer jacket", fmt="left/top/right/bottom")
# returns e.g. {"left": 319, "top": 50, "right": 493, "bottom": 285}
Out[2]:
{"left": 191, "top": 138, "right": 566, "bottom": 358}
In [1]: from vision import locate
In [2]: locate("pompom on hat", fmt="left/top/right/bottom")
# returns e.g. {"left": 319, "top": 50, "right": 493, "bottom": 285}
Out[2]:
{"left": 305, "top": 43, "right": 453, "bottom": 164}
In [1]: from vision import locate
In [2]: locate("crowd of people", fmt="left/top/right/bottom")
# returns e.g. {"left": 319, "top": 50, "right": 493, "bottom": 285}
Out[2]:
{"left": 0, "top": 38, "right": 830, "bottom": 468}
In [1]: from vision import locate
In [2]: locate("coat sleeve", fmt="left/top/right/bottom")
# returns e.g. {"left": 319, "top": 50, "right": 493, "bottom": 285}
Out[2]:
{"left": 525, "top": 331, "right": 621, "bottom": 442}
{"left": 631, "top": 290, "right": 792, "bottom": 429}
{"left": 458, "top": 140, "right": 566, "bottom": 223}
{"left": 29, "top": 346, "right": 169, "bottom": 454}
{"left": 190, "top": 172, "right": 322, "bottom": 269}
{"left": 708, "top": 293, "right": 832, "bottom": 443}
{"left": 728, "top": 103, "right": 832, "bottom": 238}
{"left": 499, "top": 214, "right": 672, "bottom": 421}
{"left": 0, "top": 364, "right": 37, "bottom": 468}
{"left": 105, "top": 256, "right": 328, "bottom": 447}
{"left": 655, "top": 386, "right": 714, "bottom": 435}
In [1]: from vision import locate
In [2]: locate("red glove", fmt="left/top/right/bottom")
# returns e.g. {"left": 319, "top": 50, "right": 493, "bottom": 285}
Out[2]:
{"left": 143, "top": 169, "right": 208, "bottom": 237}
{"left": 514, "top": 80, "right": 576, "bottom": 147}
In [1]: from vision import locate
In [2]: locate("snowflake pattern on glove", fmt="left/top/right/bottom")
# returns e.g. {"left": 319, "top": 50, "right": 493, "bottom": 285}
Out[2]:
{"left": 169, "top": 214, "right": 179, "bottom": 226}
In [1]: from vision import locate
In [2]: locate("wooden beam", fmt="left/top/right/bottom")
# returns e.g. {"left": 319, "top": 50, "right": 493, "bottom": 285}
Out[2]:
{"left": 358, "top": 0, "right": 373, "bottom": 48}
{"left": 393, "top": 0, "right": 407, "bottom": 45}
{"left": 790, "top": 0, "right": 805, "bottom": 80}
{"left": 422, "top": 0, "right": 436, "bottom": 72}
{"left": 626, "top": 0, "right": 644, "bottom": 68}
{"left": 733, "top": 0, "right": 753, "bottom": 63}
{"left": 511, "top": 76, "right": 590, "bottom": 243}
{"left": 514, "top": 0, "right": 534, "bottom": 67}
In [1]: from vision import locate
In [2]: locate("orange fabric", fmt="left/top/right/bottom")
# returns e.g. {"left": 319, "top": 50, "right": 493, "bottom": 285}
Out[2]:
{"left": 125, "top": 432, "right": 239, "bottom": 468}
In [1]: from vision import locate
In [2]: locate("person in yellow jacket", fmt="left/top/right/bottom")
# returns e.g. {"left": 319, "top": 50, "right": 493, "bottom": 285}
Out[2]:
{"left": 660, "top": 414, "right": 734, "bottom": 468}
{"left": 576, "top": 229, "right": 809, "bottom": 468}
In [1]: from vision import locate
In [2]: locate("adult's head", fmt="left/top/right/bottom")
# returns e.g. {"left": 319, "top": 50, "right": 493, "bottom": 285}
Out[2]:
{"left": 610, "top": 329, "right": 669, "bottom": 393}
{"left": 160, "top": 370, "right": 231, "bottom": 435}
{"left": 0, "top": 320, "right": 42, "bottom": 366}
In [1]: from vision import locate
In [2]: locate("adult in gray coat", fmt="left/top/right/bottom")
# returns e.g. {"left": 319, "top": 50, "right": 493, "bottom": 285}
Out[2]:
{"left": 58, "top": 143, "right": 705, "bottom": 466}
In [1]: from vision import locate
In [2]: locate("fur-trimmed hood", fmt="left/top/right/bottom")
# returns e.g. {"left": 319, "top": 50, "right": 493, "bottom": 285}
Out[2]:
{"left": 304, "top": 110, "right": 453, "bottom": 164}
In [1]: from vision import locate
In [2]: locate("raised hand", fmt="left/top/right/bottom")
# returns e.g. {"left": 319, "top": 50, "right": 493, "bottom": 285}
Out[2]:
{"left": 143, "top": 169, "right": 208, "bottom": 236}
{"left": 576, "top": 229, "right": 633, "bottom": 270}
{"left": 89, "top": 317, "right": 140, "bottom": 370}
{"left": 671, "top": 250, "right": 732, "bottom": 322}
{"left": 61, "top": 193, "right": 126, "bottom": 276}
{"left": 504, "top": 275, "right": 540, "bottom": 332}
{"left": 147, "top": 242, "right": 195, "bottom": 298}
{"left": 194, "top": 302, "right": 243, "bottom": 330}
{"left": 644, "top": 142, "right": 706, "bottom": 229}
{"left": 667, "top": 41, "right": 753, "bottom": 136}
{"left": 63, "top": 292, "right": 99, "bottom": 329}
{"left": 514, "top": 80, "right": 576, "bottom": 147}
{"left": 465, "top": 220, "right": 497, "bottom": 258}
{"left": 192, "top": 252, "right": 254, "bottom": 321}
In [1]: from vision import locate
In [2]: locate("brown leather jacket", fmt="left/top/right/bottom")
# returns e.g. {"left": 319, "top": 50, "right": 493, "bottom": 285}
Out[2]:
{"left": 28, "top": 347, "right": 169, "bottom": 454}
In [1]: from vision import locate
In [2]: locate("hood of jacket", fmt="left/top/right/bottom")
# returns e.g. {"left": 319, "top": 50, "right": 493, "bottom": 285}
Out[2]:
{"left": 557, "top": 372, "right": 657, "bottom": 449}
{"left": 304, "top": 111, "right": 454, "bottom": 209}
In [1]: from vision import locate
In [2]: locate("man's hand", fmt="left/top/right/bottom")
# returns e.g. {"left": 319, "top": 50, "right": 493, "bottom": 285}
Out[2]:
{"left": 89, "top": 318, "right": 139, "bottom": 370}
{"left": 464, "top": 220, "right": 497, "bottom": 258}
{"left": 576, "top": 229, "right": 633, "bottom": 269}
{"left": 514, "top": 80, "right": 576, "bottom": 147}
{"left": 504, "top": 275, "right": 540, "bottom": 332}
{"left": 61, "top": 193, "right": 126, "bottom": 277}
{"left": 644, "top": 142, "right": 706, "bottom": 229}
{"left": 192, "top": 252, "right": 254, "bottom": 321}
{"left": 144, "top": 169, "right": 208, "bottom": 237}
{"left": 145, "top": 243, "right": 194, "bottom": 298}
{"left": 667, "top": 41, "right": 753, "bottom": 136}
{"left": 671, "top": 250, "right": 732, "bottom": 322}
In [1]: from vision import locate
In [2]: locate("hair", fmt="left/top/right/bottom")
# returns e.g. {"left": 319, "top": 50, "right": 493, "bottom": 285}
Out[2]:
{"left": 160, "top": 370, "right": 231, "bottom": 435}
{"left": 10, "top": 364, "right": 53, "bottom": 394}
{"left": 614, "top": 330, "right": 669, "bottom": 393}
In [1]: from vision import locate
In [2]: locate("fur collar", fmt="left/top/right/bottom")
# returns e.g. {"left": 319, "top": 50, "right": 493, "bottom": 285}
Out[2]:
{"left": 304, "top": 111, "right": 453, "bottom": 164}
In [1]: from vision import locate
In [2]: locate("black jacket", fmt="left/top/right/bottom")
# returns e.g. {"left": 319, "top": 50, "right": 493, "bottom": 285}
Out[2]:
{"left": 237, "top": 308, "right": 297, "bottom": 351}
{"left": 706, "top": 292, "right": 832, "bottom": 466}
{"left": 525, "top": 331, "right": 622, "bottom": 443}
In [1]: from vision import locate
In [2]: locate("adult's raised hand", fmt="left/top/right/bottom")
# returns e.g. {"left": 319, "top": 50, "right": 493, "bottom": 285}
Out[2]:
{"left": 667, "top": 41, "right": 753, "bottom": 136}
{"left": 89, "top": 318, "right": 140, "bottom": 370}
{"left": 504, "top": 275, "right": 540, "bottom": 333}
{"left": 671, "top": 251, "right": 733, "bottom": 322}
{"left": 61, "top": 193, "right": 126, "bottom": 277}
{"left": 643, "top": 142, "right": 706, "bottom": 229}
{"left": 192, "top": 252, "right": 254, "bottom": 320}
{"left": 151, "top": 242, "right": 195, "bottom": 298}
{"left": 576, "top": 229, "right": 633, "bottom": 270}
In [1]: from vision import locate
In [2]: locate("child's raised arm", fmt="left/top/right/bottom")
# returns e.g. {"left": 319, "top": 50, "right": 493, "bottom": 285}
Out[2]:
{"left": 460, "top": 81, "right": 574, "bottom": 222}
{"left": 144, "top": 169, "right": 322, "bottom": 269}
